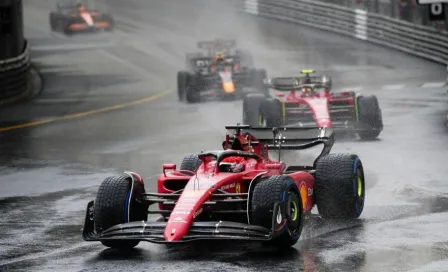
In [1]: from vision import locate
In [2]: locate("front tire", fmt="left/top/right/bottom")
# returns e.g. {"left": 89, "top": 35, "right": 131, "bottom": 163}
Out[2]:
{"left": 251, "top": 175, "right": 304, "bottom": 248}
{"left": 314, "top": 153, "right": 365, "bottom": 219}
{"left": 94, "top": 175, "right": 148, "bottom": 249}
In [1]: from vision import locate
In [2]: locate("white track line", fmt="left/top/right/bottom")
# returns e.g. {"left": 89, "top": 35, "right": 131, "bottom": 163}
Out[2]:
{"left": 381, "top": 84, "right": 405, "bottom": 90}
{"left": 31, "top": 42, "right": 117, "bottom": 52}
{"left": 421, "top": 82, "right": 446, "bottom": 88}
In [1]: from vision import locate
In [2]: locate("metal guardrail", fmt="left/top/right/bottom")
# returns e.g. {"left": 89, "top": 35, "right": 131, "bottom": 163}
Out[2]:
{"left": 0, "top": 40, "right": 31, "bottom": 100}
{"left": 241, "top": 0, "right": 448, "bottom": 65}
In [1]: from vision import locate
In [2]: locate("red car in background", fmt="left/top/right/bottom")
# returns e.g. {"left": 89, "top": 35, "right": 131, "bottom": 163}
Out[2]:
{"left": 82, "top": 124, "right": 366, "bottom": 250}
{"left": 49, "top": 0, "right": 114, "bottom": 35}
{"left": 242, "top": 70, "right": 383, "bottom": 140}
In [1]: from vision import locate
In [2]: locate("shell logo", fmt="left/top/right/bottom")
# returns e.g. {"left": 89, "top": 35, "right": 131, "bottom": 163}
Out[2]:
{"left": 299, "top": 182, "right": 307, "bottom": 209}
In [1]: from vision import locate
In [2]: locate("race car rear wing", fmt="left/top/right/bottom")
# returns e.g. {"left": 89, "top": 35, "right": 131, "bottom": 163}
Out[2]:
{"left": 225, "top": 125, "right": 335, "bottom": 165}
{"left": 190, "top": 56, "right": 241, "bottom": 69}
{"left": 197, "top": 39, "right": 237, "bottom": 50}
{"left": 269, "top": 76, "right": 331, "bottom": 91}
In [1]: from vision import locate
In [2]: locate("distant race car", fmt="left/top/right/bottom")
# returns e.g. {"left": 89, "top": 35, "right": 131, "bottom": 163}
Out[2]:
{"left": 49, "top": 0, "right": 114, "bottom": 35}
{"left": 242, "top": 70, "right": 383, "bottom": 140}
{"left": 82, "top": 124, "right": 366, "bottom": 249}
{"left": 177, "top": 39, "right": 268, "bottom": 103}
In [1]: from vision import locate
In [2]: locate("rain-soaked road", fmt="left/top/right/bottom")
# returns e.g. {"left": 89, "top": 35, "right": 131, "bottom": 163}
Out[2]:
{"left": 1, "top": 0, "right": 448, "bottom": 271}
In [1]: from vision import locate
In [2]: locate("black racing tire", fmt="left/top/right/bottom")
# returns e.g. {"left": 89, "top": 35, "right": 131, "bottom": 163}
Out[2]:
{"left": 177, "top": 71, "right": 189, "bottom": 101}
{"left": 236, "top": 49, "right": 254, "bottom": 68}
{"left": 251, "top": 175, "right": 304, "bottom": 248}
{"left": 185, "top": 75, "right": 201, "bottom": 103}
{"left": 63, "top": 20, "right": 73, "bottom": 35}
{"left": 252, "top": 69, "right": 268, "bottom": 95}
{"left": 243, "top": 94, "right": 266, "bottom": 127}
{"left": 180, "top": 154, "right": 202, "bottom": 172}
{"left": 94, "top": 175, "right": 148, "bottom": 249}
{"left": 357, "top": 95, "right": 383, "bottom": 140}
{"left": 260, "top": 98, "right": 283, "bottom": 127}
{"left": 49, "top": 13, "right": 57, "bottom": 31}
{"left": 314, "top": 153, "right": 365, "bottom": 219}
{"left": 102, "top": 14, "right": 115, "bottom": 31}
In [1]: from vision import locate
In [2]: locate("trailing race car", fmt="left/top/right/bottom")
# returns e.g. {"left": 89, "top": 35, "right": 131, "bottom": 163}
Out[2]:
{"left": 177, "top": 39, "right": 267, "bottom": 103}
{"left": 82, "top": 124, "right": 366, "bottom": 249}
{"left": 49, "top": 0, "right": 114, "bottom": 35}
{"left": 242, "top": 70, "right": 383, "bottom": 140}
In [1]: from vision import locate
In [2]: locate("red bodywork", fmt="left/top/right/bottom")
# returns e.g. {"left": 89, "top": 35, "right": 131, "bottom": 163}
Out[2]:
{"left": 156, "top": 131, "right": 316, "bottom": 242}
{"left": 273, "top": 87, "right": 356, "bottom": 127}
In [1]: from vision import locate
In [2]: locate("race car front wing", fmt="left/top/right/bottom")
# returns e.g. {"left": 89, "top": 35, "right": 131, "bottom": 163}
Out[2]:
{"left": 82, "top": 200, "right": 287, "bottom": 244}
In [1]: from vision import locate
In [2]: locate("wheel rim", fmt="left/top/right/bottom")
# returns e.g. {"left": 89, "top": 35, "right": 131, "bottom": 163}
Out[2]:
{"left": 286, "top": 191, "right": 301, "bottom": 232}
{"left": 357, "top": 176, "right": 362, "bottom": 197}
{"left": 354, "top": 168, "right": 365, "bottom": 215}
{"left": 290, "top": 198, "right": 298, "bottom": 221}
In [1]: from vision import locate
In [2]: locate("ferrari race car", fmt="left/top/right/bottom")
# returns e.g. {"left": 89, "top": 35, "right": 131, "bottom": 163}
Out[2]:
{"left": 177, "top": 39, "right": 268, "bottom": 103}
{"left": 82, "top": 124, "right": 366, "bottom": 249}
{"left": 242, "top": 70, "right": 383, "bottom": 140}
{"left": 49, "top": 0, "right": 114, "bottom": 35}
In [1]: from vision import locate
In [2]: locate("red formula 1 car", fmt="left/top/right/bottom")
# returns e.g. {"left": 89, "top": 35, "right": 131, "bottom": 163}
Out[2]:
{"left": 82, "top": 124, "right": 366, "bottom": 249}
{"left": 242, "top": 70, "right": 383, "bottom": 140}
{"left": 49, "top": 0, "right": 114, "bottom": 35}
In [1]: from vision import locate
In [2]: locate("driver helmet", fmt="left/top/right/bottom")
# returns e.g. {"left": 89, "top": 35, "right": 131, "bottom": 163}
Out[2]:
{"left": 301, "top": 86, "right": 314, "bottom": 96}
{"left": 215, "top": 51, "right": 225, "bottom": 63}
{"left": 221, "top": 156, "right": 245, "bottom": 172}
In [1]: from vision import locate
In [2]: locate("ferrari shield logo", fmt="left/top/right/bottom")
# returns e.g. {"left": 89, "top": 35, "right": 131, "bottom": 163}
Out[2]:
{"left": 236, "top": 183, "right": 241, "bottom": 193}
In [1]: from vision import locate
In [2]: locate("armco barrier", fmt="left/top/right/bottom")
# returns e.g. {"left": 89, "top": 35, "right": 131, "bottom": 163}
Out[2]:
{"left": 241, "top": 0, "right": 448, "bottom": 65}
{"left": 0, "top": 40, "right": 30, "bottom": 100}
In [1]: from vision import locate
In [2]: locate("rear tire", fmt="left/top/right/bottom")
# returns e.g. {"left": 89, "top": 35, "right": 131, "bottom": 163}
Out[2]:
{"left": 252, "top": 69, "right": 268, "bottom": 95}
{"left": 185, "top": 75, "right": 201, "bottom": 103}
{"left": 260, "top": 99, "right": 283, "bottom": 127}
{"left": 103, "top": 14, "right": 115, "bottom": 31}
{"left": 357, "top": 95, "right": 383, "bottom": 140}
{"left": 243, "top": 94, "right": 266, "bottom": 127}
{"left": 251, "top": 175, "right": 304, "bottom": 248}
{"left": 94, "top": 175, "right": 148, "bottom": 249}
{"left": 314, "top": 153, "right": 365, "bottom": 219}
{"left": 177, "top": 71, "right": 189, "bottom": 101}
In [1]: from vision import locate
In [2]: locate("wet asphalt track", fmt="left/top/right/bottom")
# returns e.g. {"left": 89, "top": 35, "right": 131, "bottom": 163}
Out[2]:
{"left": 1, "top": 0, "right": 448, "bottom": 271}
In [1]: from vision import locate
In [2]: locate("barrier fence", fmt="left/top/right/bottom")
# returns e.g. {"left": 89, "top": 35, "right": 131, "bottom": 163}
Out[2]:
{"left": 241, "top": 0, "right": 448, "bottom": 65}
{"left": 0, "top": 40, "right": 30, "bottom": 100}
